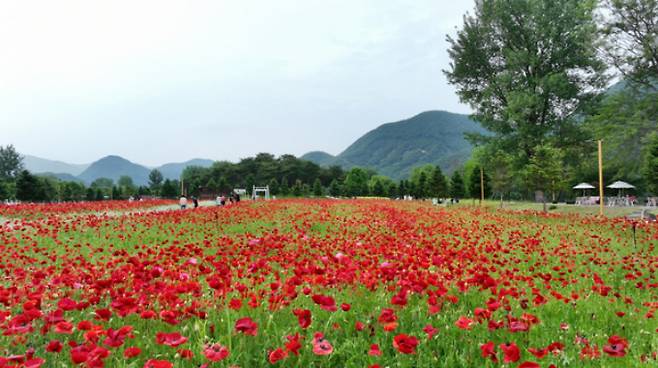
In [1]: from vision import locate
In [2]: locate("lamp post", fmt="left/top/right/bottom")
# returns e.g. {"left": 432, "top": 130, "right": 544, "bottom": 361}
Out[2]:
{"left": 598, "top": 140, "right": 604, "bottom": 216}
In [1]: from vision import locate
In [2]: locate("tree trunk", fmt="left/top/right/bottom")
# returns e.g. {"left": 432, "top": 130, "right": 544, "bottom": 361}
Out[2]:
{"left": 500, "top": 193, "right": 504, "bottom": 209}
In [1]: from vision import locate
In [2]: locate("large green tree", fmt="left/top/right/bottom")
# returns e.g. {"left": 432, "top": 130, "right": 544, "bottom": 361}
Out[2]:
{"left": 343, "top": 168, "right": 370, "bottom": 197}
{"left": 445, "top": 0, "right": 606, "bottom": 170}
{"left": 602, "top": 0, "right": 658, "bottom": 90}
{"left": 523, "top": 144, "right": 566, "bottom": 211}
{"left": 0, "top": 145, "right": 23, "bottom": 181}
{"left": 148, "top": 169, "right": 164, "bottom": 193}
{"left": 449, "top": 171, "right": 466, "bottom": 199}
{"left": 467, "top": 165, "right": 491, "bottom": 200}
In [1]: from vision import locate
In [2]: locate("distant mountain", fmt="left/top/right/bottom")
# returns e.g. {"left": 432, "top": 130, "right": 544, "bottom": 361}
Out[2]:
{"left": 301, "top": 151, "right": 337, "bottom": 166}
{"left": 23, "top": 155, "right": 89, "bottom": 176}
{"left": 156, "top": 159, "right": 214, "bottom": 180}
{"left": 78, "top": 155, "right": 151, "bottom": 185}
{"left": 303, "top": 110, "right": 487, "bottom": 179}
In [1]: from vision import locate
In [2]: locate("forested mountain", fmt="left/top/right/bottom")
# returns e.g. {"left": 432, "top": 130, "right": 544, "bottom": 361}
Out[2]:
{"left": 302, "top": 111, "right": 486, "bottom": 179}
{"left": 23, "top": 155, "right": 89, "bottom": 176}
{"left": 78, "top": 156, "right": 151, "bottom": 185}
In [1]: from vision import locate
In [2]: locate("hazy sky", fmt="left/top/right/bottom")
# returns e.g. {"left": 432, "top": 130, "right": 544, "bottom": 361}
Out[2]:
{"left": 1, "top": 0, "right": 474, "bottom": 166}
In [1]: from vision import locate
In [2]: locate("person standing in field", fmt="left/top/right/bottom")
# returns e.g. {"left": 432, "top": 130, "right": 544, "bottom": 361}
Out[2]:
{"left": 179, "top": 195, "right": 187, "bottom": 210}
{"left": 192, "top": 196, "right": 199, "bottom": 209}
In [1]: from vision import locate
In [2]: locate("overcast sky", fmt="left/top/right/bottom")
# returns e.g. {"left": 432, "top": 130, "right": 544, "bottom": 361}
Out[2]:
{"left": 0, "top": 0, "right": 474, "bottom": 166}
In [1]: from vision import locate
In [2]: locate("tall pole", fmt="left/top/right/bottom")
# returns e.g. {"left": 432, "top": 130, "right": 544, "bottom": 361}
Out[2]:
{"left": 480, "top": 167, "right": 484, "bottom": 206}
{"left": 598, "top": 140, "right": 604, "bottom": 216}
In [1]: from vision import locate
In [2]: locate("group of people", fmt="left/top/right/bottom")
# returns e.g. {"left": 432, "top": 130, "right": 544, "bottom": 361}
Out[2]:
{"left": 178, "top": 192, "right": 241, "bottom": 210}
{"left": 216, "top": 192, "right": 241, "bottom": 206}
{"left": 179, "top": 195, "right": 198, "bottom": 209}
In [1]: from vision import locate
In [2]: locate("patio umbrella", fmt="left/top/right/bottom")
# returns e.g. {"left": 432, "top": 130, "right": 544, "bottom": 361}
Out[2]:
{"left": 607, "top": 181, "right": 635, "bottom": 196}
{"left": 573, "top": 182, "right": 595, "bottom": 196}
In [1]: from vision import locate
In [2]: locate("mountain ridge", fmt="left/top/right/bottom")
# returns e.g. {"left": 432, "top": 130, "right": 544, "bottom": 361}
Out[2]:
{"left": 302, "top": 110, "right": 485, "bottom": 179}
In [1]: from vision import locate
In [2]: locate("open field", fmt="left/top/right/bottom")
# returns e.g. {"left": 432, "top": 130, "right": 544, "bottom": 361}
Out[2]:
{"left": 1, "top": 199, "right": 657, "bottom": 367}
{"left": 451, "top": 199, "right": 655, "bottom": 219}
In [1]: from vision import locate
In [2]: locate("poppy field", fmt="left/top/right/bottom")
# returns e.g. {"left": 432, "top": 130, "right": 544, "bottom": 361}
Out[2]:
{"left": 1, "top": 199, "right": 657, "bottom": 367}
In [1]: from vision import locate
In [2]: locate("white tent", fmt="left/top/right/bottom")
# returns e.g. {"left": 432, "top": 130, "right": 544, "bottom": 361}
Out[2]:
{"left": 607, "top": 181, "right": 635, "bottom": 189}
{"left": 573, "top": 183, "right": 595, "bottom": 189}
{"left": 607, "top": 181, "right": 635, "bottom": 197}
{"left": 573, "top": 182, "right": 596, "bottom": 198}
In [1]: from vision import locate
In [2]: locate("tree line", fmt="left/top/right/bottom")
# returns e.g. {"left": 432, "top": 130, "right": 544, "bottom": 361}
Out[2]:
{"left": 445, "top": 0, "right": 658, "bottom": 203}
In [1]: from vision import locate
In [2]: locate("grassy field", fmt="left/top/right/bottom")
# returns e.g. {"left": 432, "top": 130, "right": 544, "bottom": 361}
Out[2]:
{"left": 449, "top": 199, "right": 654, "bottom": 218}
{"left": 0, "top": 199, "right": 657, "bottom": 367}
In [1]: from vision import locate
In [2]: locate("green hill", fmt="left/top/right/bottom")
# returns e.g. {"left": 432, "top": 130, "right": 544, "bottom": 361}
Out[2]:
{"left": 78, "top": 155, "right": 151, "bottom": 186}
{"left": 303, "top": 110, "right": 486, "bottom": 179}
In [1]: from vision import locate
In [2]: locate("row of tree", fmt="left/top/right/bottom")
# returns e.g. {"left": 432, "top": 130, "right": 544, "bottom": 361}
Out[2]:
{"left": 445, "top": 0, "right": 658, "bottom": 204}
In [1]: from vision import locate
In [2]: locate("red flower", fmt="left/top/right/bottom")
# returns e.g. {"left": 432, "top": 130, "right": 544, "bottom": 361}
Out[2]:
{"left": 519, "top": 362, "right": 540, "bottom": 368}
{"left": 480, "top": 341, "right": 497, "bottom": 362}
{"left": 378, "top": 308, "right": 397, "bottom": 324}
{"left": 285, "top": 333, "right": 303, "bottom": 355}
{"left": 341, "top": 303, "right": 351, "bottom": 311}
{"left": 603, "top": 335, "right": 628, "bottom": 357}
{"left": 293, "top": 309, "right": 312, "bottom": 329}
{"left": 499, "top": 342, "right": 520, "bottom": 363}
{"left": 369, "top": 344, "right": 382, "bottom": 356}
{"left": 455, "top": 316, "right": 474, "bottom": 330}
{"left": 203, "top": 343, "right": 229, "bottom": 362}
{"left": 528, "top": 347, "right": 548, "bottom": 359}
{"left": 311, "top": 295, "right": 337, "bottom": 312}
{"left": 143, "top": 359, "right": 173, "bottom": 368}
{"left": 155, "top": 332, "right": 188, "bottom": 347}
{"left": 268, "top": 348, "right": 288, "bottom": 364}
{"left": 235, "top": 317, "right": 258, "bottom": 336}
{"left": 393, "top": 334, "right": 419, "bottom": 354}
{"left": 580, "top": 345, "right": 601, "bottom": 360}
{"left": 423, "top": 324, "right": 438, "bottom": 339}
{"left": 123, "top": 347, "right": 141, "bottom": 358}
{"left": 312, "top": 333, "right": 333, "bottom": 355}
{"left": 178, "top": 349, "right": 194, "bottom": 359}
{"left": 45, "top": 340, "right": 63, "bottom": 353}
{"left": 54, "top": 321, "right": 73, "bottom": 334}
{"left": 229, "top": 298, "right": 243, "bottom": 310}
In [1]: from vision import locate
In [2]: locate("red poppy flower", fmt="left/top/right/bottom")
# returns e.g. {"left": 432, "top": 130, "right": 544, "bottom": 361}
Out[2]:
{"left": 580, "top": 345, "right": 601, "bottom": 360}
{"left": 519, "top": 362, "right": 540, "bottom": 368}
{"left": 178, "top": 349, "right": 194, "bottom": 359}
{"left": 268, "top": 348, "right": 288, "bottom": 364}
{"left": 203, "top": 343, "right": 229, "bottom": 362}
{"left": 378, "top": 308, "right": 397, "bottom": 324}
{"left": 603, "top": 335, "right": 628, "bottom": 357}
{"left": 311, "top": 295, "right": 337, "bottom": 312}
{"left": 369, "top": 344, "right": 382, "bottom": 356}
{"left": 285, "top": 333, "right": 303, "bottom": 355}
{"left": 155, "top": 332, "right": 188, "bottom": 347}
{"left": 45, "top": 340, "right": 63, "bottom": 353}
{"left": 455, "top": 316, "right": 474, "bottom": 330}
{"left": 123, "top": 347, "right": 141, "bottom": 358}
{"left": 293, "top": 309, "right": 312, "bottom": 329}
{"left": 423, "top": 324, "right": 438, "bottom": 339}
{"left": 528, "top": 347, "right": 548, "bottom": 359}
{"left": 312, "top": 333, "right": 333, "bottom": 355}
{"left": 499, "top": 342, "right": 520, "bottom": 363}
{"left": 393, "top": 334, "right": 419, "bottom": 354}
{"left": 235, "top": 317, "right": 258, "bottom": 336}
{"left": 143, "top": 359, "right": 173, "bottom": 368}
{"left": 480, "top": 341, "right": 497, "bottom": 362}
